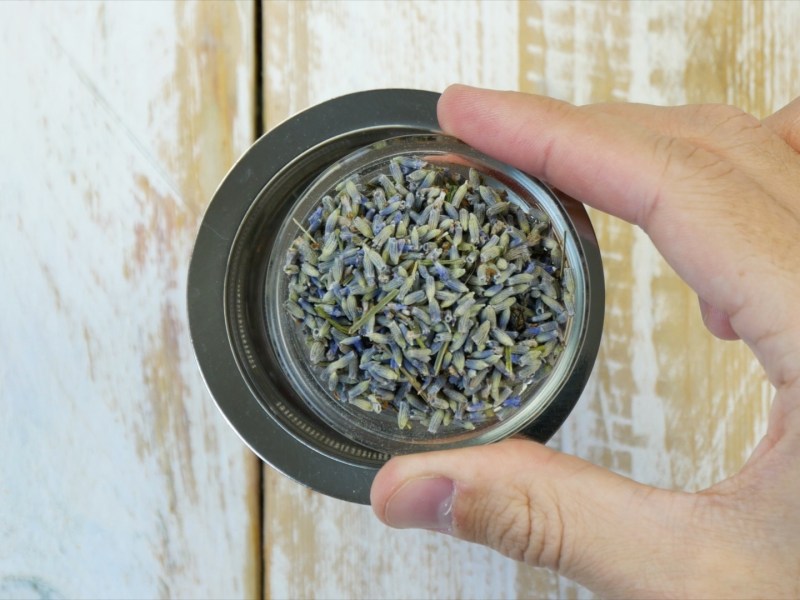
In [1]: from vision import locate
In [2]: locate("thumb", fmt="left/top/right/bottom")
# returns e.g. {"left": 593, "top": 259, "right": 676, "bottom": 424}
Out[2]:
{"left": 371, "top": 439, "right": 695, "bottom": 595}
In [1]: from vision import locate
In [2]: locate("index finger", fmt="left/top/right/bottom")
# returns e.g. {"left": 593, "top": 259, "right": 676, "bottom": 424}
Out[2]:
{"left": 437, "top": 85, "right": 800, "bottom": 391}
{"left": 437, "top": 85, "right": 722, "bottom": 230}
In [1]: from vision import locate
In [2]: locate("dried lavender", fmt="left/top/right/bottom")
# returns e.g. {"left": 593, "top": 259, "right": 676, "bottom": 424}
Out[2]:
{"left": 283, "top": 156, "right": 573, "bottom": 434}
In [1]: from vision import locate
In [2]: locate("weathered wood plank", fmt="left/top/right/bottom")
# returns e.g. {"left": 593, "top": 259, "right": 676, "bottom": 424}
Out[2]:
{"left": 262, "top": 2, "right": 798, "bottom": 599}
{"left": 0, "top": 2, "right": 258, "bottom": 598}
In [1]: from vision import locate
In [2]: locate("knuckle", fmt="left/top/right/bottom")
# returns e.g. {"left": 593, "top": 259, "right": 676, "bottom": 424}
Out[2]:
{"left": 638, "top": 135, "right": 681, "bottom": 228}
{"left": 519, "top": 487, "right": 567, "bottom": 571}
{"left": 641, "top": 132, "right": 742, "bottom": 229}
{"left": 527, "top": 100, "right": 585, "bottom": 183}
{"left": 693, "top": 103, "right": 759, "bottom": 129}
{"left": 456, "top": 481, "right": 568, "bottom": 571}
{"left": 459, "top": 485, "right": 531, "bottom": 560}
{"left": 692, "top": 104, "right": 765, "bottom": 143}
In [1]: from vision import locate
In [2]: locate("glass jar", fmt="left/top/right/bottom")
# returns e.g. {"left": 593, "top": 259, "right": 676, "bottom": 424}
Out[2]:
{"left": 188, "top": 90, "right": 604, "bottom": 504}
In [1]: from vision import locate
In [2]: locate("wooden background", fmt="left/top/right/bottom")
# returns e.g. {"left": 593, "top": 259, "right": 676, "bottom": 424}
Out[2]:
{"left": 1, "top": 2, "right": 797, "bottom": 599}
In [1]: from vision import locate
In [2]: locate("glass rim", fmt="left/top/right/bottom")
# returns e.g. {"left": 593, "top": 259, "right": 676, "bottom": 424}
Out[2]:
{"left": 266, "top": 133, "right": 590, "bottom": 454}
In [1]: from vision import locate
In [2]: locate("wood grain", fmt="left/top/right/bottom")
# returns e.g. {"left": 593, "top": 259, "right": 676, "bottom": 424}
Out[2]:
{"left": 3, "top": 1, "right": 796, "bottom": 599}
{"left": 262, "top": 2, "right": 798, "bottom": 599}
{"left": 0, "top": 2, "right": 258, "bottom": 598}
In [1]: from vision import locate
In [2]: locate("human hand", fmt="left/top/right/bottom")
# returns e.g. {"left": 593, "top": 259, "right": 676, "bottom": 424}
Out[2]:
{"left": 371, "top": 85, "right": 800, "bottom": 598}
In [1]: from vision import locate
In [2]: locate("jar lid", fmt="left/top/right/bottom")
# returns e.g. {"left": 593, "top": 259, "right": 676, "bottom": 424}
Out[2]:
{"left": 187, "top": 89, "right": 604, "bottom": 503}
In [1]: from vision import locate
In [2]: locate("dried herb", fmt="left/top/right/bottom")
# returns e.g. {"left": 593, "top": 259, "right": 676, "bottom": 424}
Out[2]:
{"left": 283, "top": 157, "right": 572, "bottom": 433}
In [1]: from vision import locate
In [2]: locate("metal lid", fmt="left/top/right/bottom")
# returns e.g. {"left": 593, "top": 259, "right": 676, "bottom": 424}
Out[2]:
{"left": 187, "top": 89, "right": 604, "bottom": 504}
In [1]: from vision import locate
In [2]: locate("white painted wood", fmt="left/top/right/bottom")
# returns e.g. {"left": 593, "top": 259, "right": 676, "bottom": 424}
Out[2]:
{"left": 0, "top": 2, "right": 258, "bottom": 598}
{"left": 2, "top": 1, "right": 794, "bottom": 598}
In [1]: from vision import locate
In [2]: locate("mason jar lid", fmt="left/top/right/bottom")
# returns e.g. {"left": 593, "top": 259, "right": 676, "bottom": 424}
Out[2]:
{"left": 187, "top": 89, "right": 604, "bottom": 504}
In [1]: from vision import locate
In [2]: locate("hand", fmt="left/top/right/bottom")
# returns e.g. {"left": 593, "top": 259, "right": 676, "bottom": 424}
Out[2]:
{"left": 371, "top": 85, "right": 800, "bottom": 598}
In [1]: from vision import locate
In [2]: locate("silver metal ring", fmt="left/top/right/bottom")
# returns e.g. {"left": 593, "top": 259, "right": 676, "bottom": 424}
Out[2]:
{"left": 187, "top": 89, "right": 604, "bottom": 504}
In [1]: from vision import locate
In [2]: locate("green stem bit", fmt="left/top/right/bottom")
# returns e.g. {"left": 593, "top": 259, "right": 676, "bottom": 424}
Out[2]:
{"left": 314, "top": 306, "right": 351, "bottom": 334}
{"left": 292, "top": 218, "right": 317, "bottom": 244}
{"left": 399, "top": 365, "right": 427, "bottom": 401}
{"left": 505, "top": 346, "right": 513, "bottom": 376}
{"left": 409, "top": 260, "right": 419, "bottom": 279}
{"left": 348, "top": 288, "right": 399, "bottom": 334}
{"left": 433, "top": 340, "right": 450, "bottom": 375}
{"left": 419, "top": 258, "right": 463, "bottom": 266}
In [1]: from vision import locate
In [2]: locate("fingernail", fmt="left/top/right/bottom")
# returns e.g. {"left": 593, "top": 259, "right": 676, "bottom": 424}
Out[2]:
{"left": 384, "top": 477, "right": 454, "bottom": 533}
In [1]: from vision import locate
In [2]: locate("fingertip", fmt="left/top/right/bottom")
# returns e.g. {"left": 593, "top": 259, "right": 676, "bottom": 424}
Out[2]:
{"left": 440, "top": 83, "right": 477, "bottom": 100}
{"left": 437, "top": 84, "right": 503, "bottom": 136}
{"left": 437, "top": 84, "right": 472, "bottom": 134}
{"left": 370, "top": 455, "right": 405, "bottom": 523}
{"left": 369, "top": 465, "right": 390, "bottom": 523}
{"left": 371, "top": 440, "right": 537, "bottom": 526}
